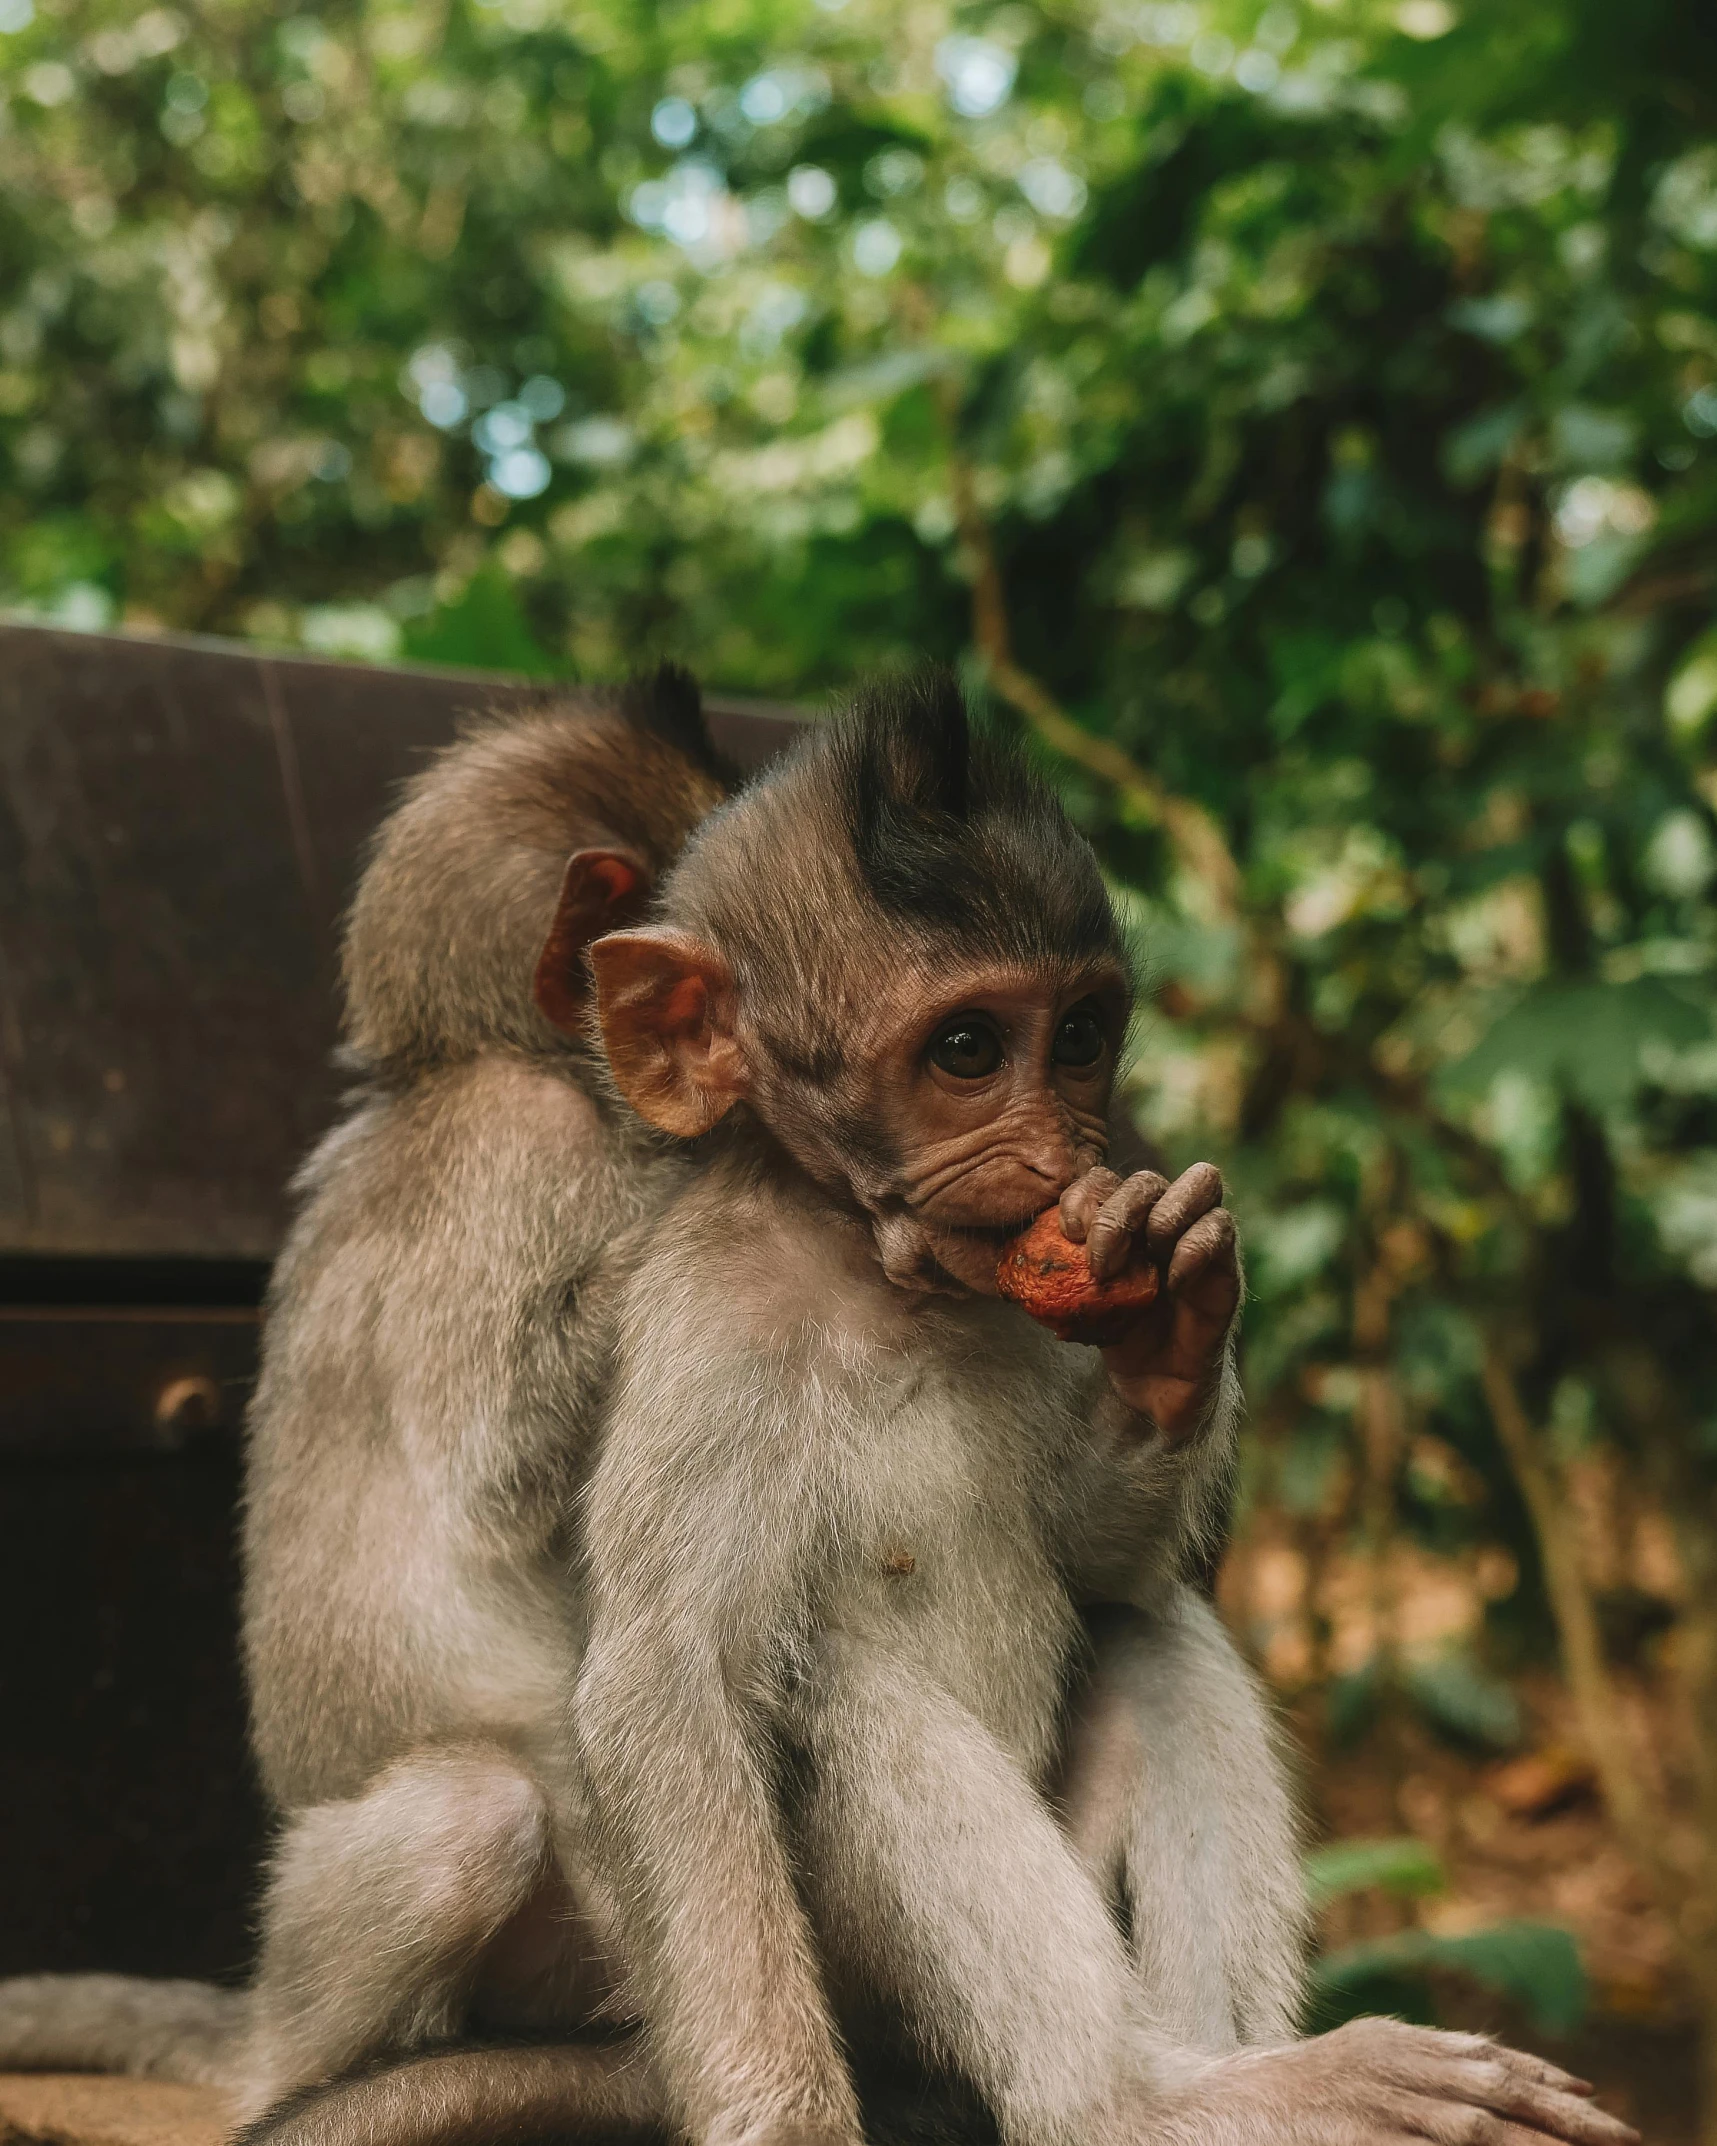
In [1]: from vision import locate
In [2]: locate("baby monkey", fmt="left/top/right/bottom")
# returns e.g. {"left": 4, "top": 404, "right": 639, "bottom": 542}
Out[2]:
{"left": 572, "top": 674, "right": 1630, "bottom": 2146}
{"left": 0, "top": 670, "right": 728, "bottom": 2110}
{"left": 258, "top": 674, "right": 1632, "bottom": 2146}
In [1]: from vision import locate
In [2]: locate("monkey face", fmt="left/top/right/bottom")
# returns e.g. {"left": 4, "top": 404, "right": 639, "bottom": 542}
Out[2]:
{"left": 586, "top": 669, "right": 1139, "bottom": 1300}
{"left": 839, "top": 957, "right": 1130, "bottom": 1294}
{"left": 588, "top": 924, "right": 1129, "bottom": 1299}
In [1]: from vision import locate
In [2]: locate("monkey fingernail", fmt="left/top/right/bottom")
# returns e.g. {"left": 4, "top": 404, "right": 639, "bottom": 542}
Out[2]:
{"left": 880, "top": 1549, "right": 916, "bottom": 1577}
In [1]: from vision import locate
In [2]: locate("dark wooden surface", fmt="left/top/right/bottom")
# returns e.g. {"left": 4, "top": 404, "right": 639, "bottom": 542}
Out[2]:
{"left": 0, "top": 1438, "right": 259, "bottom": 1984}
{"left": 0, "top": 622, "right": 798, "bottom": 1265}
{"left": 0, "top": 627, "right": 799, "bottom": 1978}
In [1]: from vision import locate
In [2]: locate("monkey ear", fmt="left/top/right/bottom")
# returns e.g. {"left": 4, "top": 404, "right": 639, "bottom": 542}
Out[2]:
{"left": 533, "top": 849, "right": 653, "bottom": 1033}
{"left": 587, "top": 928, "right": 746, "bottom": 1138}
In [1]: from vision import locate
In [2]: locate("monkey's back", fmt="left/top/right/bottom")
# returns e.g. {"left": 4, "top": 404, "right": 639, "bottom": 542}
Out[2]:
{"left": 243, "top": 1053, "right": 684, "bottom": 1813}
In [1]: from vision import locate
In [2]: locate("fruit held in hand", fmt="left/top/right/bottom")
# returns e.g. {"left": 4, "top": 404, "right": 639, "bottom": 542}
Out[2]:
{"left": 996, "top": 1207, "right": 1160, "bottom": 1346}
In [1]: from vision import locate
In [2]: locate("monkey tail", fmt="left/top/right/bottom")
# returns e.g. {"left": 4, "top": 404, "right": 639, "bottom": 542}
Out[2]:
{"left": 233, "top": 2040, "right": 663, "bottom": 2146}
{"left": 0, "top": 1974, "right": 247, "bottom": 2087}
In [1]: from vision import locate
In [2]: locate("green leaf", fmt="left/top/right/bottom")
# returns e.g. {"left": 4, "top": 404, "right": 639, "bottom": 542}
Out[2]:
{"left": 1430, "top": 1922, "right": 1589, "bottom": 2036}
{"left": 1402, "top": 1651, "right": 1523, "bottom": 1752}
{"left": 400, "top": 568, "right": 560, "bottom": 678}
{"left": 1246, "top": 1201, "right": 1347, "bottom": 1295}
{"left": 1441, "top": 402, "right": 1527, "bottom": 488}
{"left": 1440, "top": 980, "right": 1713, "bottom": 1115}
{"left": 1305, "top": 1836, "right": 1447, "bottom": 1909}
{"left": 1311, "top": 1922, "right": 1588, "bottom": 2038}
{"left": 821, "top": 349, "right": 954, "bottom": 411}
{"left": 1304, "top": 1955, "right": 1438, "bottom": 2034}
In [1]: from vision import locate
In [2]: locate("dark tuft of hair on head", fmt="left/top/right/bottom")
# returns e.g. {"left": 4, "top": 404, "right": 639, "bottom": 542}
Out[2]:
{"left": 822, "top": 665, "right": 1122, "bottom": 970}
{"left": 618, "top": 662, "right": 732, "bottom": 782}
{"left": 839, "top": 667, "right": 971, "bottom": 918}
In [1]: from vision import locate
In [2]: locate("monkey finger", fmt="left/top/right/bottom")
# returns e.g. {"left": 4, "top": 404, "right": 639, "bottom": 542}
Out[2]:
{"left": 1164, "top": 1207, "right": 1238, "bottom": 1296}
{"left": 1405, "top": 2122, "right": 1623, "bottom": 2146}
{"left": 1433, "top": 2039, "right": 1601, "bottom": 2104}
{"left": 1086, "top": 1172, "right": 1171, "bottom": 1281}
{"left": 1059, "top": 1168, "right": 1121, "bottom": 1244}
{"left": 1141, "top": 1162, "right": 1225, "bottom": 1259}
{"left": 1429, "top": 2062, "right": 1638, "bottom": 2146}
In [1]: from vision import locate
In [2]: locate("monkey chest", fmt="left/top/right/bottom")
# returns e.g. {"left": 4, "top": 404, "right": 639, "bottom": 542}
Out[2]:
{"left": 818, "top": 1368, "right": 1081, "bottom": 1775}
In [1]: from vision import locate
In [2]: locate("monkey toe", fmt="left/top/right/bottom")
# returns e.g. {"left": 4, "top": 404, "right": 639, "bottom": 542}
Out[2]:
{"left": 1431, "top": 2057, "right": 1637, "bottom": 2146}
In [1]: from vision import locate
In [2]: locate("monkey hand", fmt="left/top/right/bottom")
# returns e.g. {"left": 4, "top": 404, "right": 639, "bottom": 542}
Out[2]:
{"left": 1130, "top": 2019, "right": 1637, "bottom": 2146}
{"left": 1056, "top": 1162, "right": 1237, "bottom": 1443}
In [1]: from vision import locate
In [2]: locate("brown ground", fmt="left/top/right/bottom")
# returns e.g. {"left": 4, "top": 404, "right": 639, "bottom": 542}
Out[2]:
{"left": 1303, "top": 1676, "right": 1699, "bottom": 2143}
{"left": 0, "top": 2077, "right": 227, "bottom": 2146}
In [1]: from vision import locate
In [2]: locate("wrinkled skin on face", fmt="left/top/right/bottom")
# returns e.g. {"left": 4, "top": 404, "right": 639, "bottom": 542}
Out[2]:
{"left": 846, "top": 960, "right": 1125, "bottom": 1292}
{"left": 590, "top": 932, "right": 1240, "bottom": 1440}
{"left": 835, "top": 959, "right": 1238, "bottom": 1439}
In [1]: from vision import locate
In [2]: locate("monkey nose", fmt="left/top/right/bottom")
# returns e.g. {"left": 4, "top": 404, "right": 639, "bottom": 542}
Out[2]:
{"left": 1028, "top": 1148, "right": 1081, "bottom": 1199}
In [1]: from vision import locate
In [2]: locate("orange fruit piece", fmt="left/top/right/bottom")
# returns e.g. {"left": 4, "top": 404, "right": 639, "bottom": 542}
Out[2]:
{"left": 995, "top": 1206, "right": 1161, "bottom": 1346}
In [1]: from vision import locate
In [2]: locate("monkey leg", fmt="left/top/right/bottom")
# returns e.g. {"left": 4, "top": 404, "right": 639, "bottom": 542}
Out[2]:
{"left": 240, "top": 1742, "right": 576, "bottom": 2121}
{"left": 795, "top": 1657, "right": 1139, "bottom": 2146}
{"left": 1055, "top": 1588, "right": 1307, "bottom": 2054}
{"left": 233, "top": 2039, "right": 666, "bottom": 2146}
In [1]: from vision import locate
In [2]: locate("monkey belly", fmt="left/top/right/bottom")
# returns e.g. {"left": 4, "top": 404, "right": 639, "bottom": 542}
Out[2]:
{"left": 806, "top": 1322, "right": 1090, "bottom": 1780}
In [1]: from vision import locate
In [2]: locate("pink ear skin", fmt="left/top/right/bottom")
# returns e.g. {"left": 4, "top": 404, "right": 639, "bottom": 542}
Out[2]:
{"left": 533, "top": 849, "right": 651, "bottom": 1033}
{"left": 587, "top": 928, "right": 747, "bottom": 1139}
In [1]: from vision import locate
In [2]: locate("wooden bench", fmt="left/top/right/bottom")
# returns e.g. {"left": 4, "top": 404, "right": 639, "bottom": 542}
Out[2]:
{"left": 0, "top": 622, "right": 795, "bottom": 1994}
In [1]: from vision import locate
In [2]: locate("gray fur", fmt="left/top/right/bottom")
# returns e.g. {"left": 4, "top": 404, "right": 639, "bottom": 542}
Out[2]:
{"left": 0, "top": 1976, "right": 245, "bottom": 2086}
{"left": 562, "top": 1136, "right": 1281, "bottom": 2146}
{"left": 0, "top": 684, "right": 723, "bottom": 2107}
{"left": 344, "top": 677, "right": 722, "bottom": 1078}
{"left": 549, "top": 687, "right": 1630, "bottom": 2146}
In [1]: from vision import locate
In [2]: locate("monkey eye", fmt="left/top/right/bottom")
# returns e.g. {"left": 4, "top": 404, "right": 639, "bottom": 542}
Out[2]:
{"left": 928, "top": 1018, "right": 1004, "bottom": 1080}
{"left": 1051, "top": 1003, "right": 1106, "bottom": 1070}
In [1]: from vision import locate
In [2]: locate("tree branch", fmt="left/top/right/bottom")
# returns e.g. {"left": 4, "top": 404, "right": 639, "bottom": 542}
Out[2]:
{"left": 942, "top": 444, "right": 1242, "bottom": 917}
{"left": 1480, "top": 1344, "right": 1680, "bottom": 1908}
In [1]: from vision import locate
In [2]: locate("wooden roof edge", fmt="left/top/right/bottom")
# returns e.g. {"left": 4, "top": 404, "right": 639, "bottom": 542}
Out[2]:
{"left": 0, "top": 615, "right": 810, "bottom": 730}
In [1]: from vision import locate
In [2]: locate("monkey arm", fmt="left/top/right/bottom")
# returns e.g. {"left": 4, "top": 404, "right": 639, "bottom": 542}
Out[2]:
{"left": 1049, "top": 1245, "right": 1308, "bottom": 2065}
{"left": 1055, "top": 1591, "right": 1307, "bottom": 2055}
{"left": 795, "top": 1641, "right": 1149, "bottom": 2146}
{"left": 573, "top": 1371, "right": 862, "bottom": 2146}
{"left": 1057, "top": 1351, "right": 1240, "bottom": 1609}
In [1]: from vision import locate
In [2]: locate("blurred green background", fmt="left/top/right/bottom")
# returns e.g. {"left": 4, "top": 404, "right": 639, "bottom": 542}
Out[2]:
{"left": 4, "top": 0, "right": 1716, "bottom": 2131}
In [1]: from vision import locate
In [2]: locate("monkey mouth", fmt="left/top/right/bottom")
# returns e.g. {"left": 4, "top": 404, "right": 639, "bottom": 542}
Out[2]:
{"left": 928, "top": 1196, "right": 1060, "bottom": 1244}
{"left": 917, "top": 1211, "right": 1060, "bottom": 1298}
{"left": 870, "top": 1194, "right": 1063, "bottom": 1300}
{"left": 948, "top": 1216, "right": 1039, "bottom": 1248}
